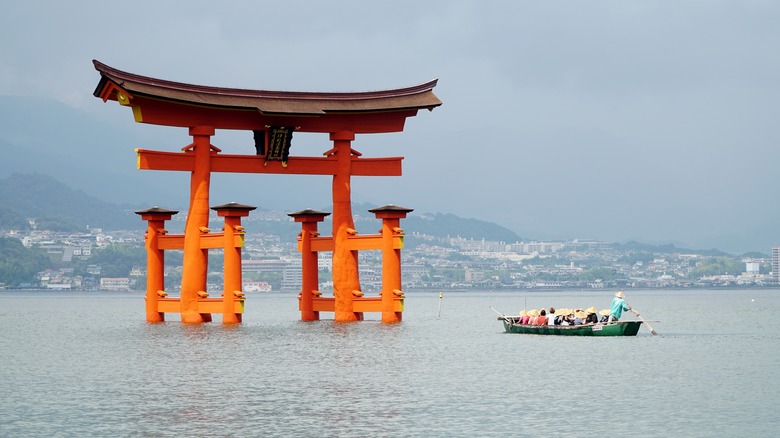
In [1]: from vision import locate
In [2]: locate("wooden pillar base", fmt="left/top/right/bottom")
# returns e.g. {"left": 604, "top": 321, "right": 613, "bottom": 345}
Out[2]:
{"left": 182, "top": 312, "right": 208, "bottom": 323}
{"left": 301, "top": 311, "right": 319, "bottom": 321}
{"left": 382, "top": 312, "right": 402, "bottom": 323}
{"left": 223, "top": 313, "right": 242, "bottom": 324}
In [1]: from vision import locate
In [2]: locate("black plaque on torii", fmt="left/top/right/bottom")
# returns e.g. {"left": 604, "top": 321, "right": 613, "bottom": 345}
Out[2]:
{"left": 254, "top": 126, "right": 294, "bottom": 167}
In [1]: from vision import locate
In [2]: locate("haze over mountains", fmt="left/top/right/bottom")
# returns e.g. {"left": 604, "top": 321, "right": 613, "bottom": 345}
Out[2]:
{"left": 0, "top": 94, "right": 774, "bottom": 253}
{"left": 0, "top": 172, "right": 524, "bottom": 244}
{"left": 0, "top": 95, "right": 523, "bottom": 242}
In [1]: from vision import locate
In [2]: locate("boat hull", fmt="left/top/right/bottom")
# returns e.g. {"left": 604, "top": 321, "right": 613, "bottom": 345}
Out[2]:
{"left": 501, "top": 320, "right": 642, "bottom": 336}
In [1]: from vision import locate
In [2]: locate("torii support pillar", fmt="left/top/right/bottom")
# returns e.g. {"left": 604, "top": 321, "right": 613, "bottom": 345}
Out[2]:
{"left": 369, "top": 205, "right": 413, "bottom": 323}
{"left": 212, "top": 202, "right": 256, "bottom": 324}
{"left": 289, "top": 209, "right": 331, "bottom": 321}
{"left": 135, "top": 207, "right": 179, "bottom": 322}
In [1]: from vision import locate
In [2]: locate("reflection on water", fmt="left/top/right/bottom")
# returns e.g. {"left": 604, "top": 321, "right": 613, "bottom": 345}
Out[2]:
{"left": 1, "top": 289, "right": 778, "bottom": 436}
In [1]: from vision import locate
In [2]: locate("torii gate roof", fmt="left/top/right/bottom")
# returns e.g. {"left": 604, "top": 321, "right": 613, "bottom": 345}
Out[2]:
{"left": 92, "top": 60, "right": 441, "bottom": 133}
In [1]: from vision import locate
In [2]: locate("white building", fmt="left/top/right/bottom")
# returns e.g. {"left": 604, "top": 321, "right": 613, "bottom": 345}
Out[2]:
{"left": 243, "top": 281, "right": 272, "bottom": 292}
{"left": 100, "top": 277, "right": 130, "bottom": 291}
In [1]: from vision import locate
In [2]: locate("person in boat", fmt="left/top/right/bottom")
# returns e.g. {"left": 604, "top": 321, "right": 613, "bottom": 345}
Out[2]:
{"left": 527, "top": 309, "right": 537, "bottom": 325}
{"left": 519, "top": 310, "right": 530, "bottom": 325}
{"left": 553, "top": 308, "right": 565, "bottom": 325}
{"left": 599, "top": 309, "right": 611, "bottom": 323}
{"left": 585, "top": 307, "right": 599, "bottom": 324}
{"left": 563, "top": 309, "right": 575, "bottom": 325}
{"left": 573, "top": 310, "right": 585, "bottom": 325}
{"left": 547, "top": 307, "right": 556, "bottom": 326}
{"left": 536, "top": 309, "right": 548, "bottom": 326}
{"left": 609, "top": 290, "right": 631, "bottom": 322}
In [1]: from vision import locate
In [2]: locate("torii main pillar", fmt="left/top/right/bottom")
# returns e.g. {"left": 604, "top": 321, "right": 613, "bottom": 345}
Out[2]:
{"left": 330, "top": 131, "right": 362, "bottom": 321}
{"left": 181, "top": 126, "right": 215, "bottom": 323}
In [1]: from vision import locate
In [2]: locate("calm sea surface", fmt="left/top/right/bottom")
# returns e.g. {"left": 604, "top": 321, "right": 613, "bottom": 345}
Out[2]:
{"left": 1, "top": 289, "right": 778, "bottom": 437}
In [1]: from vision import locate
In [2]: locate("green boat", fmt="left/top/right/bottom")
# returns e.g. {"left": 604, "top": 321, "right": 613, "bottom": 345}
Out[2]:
{"left": 499, "top": 318, "right": 642, "bottom": 336}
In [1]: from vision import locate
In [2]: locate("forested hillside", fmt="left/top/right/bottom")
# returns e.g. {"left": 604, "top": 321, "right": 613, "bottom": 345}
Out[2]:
{"left": 0, "top": 173, "right": 142, "bottom": 231}
{"left": 0, "top": 237, "right": 51, "bottom": 286}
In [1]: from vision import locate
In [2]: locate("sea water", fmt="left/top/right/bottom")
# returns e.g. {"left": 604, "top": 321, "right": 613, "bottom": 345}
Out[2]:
{"left": 0, "top": 289, "right": 778, "bottom": 437}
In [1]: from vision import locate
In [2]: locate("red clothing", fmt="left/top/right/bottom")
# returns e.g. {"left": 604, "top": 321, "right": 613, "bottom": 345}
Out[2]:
{"left": 520, "top": 316, "right": 530, "bottom": 324}
{"left": 535, "top": 316, "right": 548, "bottom": 326}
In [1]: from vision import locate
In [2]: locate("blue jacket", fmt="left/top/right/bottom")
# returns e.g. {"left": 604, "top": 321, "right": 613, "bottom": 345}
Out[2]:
{"left": 610, "top": 297, "right": 630, "bottom": 318}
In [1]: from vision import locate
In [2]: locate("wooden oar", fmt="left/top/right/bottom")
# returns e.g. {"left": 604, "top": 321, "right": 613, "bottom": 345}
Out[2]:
{"left": 490, "top": 306, "right": 512, "bottom": 323}
{"left": 629, "top": 307, "right": 658, "bottom": 336}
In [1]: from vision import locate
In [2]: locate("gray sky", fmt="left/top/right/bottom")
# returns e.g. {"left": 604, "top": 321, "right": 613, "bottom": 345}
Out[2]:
{"left": 2, "top": 1, "right": 779, "bottom": 253}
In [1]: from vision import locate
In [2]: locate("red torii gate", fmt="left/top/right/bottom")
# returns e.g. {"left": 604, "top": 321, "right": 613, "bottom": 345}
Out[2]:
{"left": 92, "top": 60, "right": 441, "bottom": 323}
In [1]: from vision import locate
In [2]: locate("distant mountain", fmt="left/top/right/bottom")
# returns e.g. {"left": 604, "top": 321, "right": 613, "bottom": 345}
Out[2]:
{"left": 612, "top": 240, "right": 763, "bottom": 258}
{"left": 403, "top": 213, "right": 521, "bottom": 242}
{"left": 0, "top": 173, "right": 142, "bottom": 230}
{"left": 350, "top": 203, "right": 521, "bottom": 242}
{"left": 0, "top": 95, "right": 186, "bottom": 207}
{"left": 0, "top": 174, "right": 521, "bottom": 241}
{"left": 611, "top": 240, "right": 730, "bottom": 257}
{"left": 2, "top": 173, "right": 757, "bottom": 257}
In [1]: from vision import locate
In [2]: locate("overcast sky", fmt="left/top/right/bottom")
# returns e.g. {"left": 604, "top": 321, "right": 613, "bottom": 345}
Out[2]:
{"left": 2, "top": 1, "right": 779, "bottom": 253}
